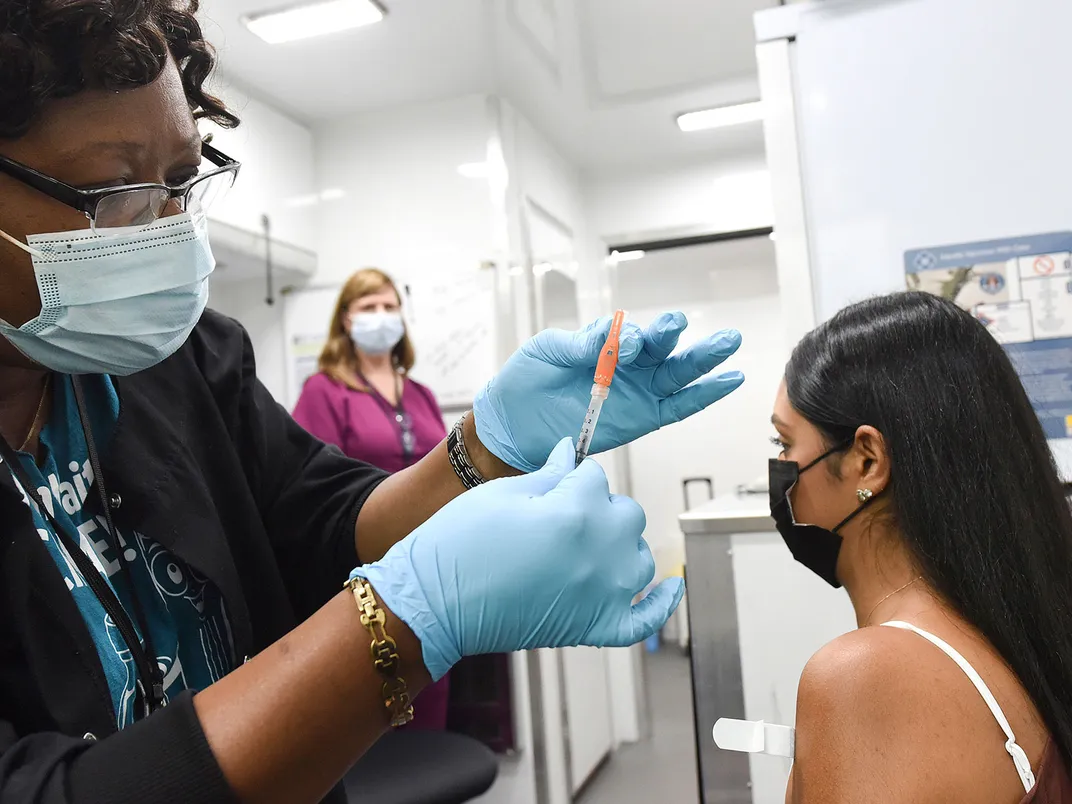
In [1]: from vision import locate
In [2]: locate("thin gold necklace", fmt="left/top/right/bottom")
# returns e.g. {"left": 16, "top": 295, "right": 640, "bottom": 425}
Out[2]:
{"left": 865, "top": 575, "right": 923, "bottom": 626}
{"left": 18, "top": 374, "right": 51, "bottom": 452}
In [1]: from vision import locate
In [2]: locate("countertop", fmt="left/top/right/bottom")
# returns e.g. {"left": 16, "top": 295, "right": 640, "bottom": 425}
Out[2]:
{"left": 678, "top": 492, "right": 775, "bottom": 536}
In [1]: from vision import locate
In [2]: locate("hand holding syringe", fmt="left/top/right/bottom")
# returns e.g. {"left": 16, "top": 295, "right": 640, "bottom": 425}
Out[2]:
{"left": 575, "top": 309, "right": 626, "bottom": 466}
{"left": 472, "top": 307, "right": 743, "bottom": 473}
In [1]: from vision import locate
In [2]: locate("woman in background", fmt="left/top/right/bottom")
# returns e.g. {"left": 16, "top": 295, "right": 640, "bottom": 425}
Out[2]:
{"left": 770, "top": 292, "right": 1072, "bottom": 803}
{"left": 294, "top": 268, "right": 450, "bottom": 729}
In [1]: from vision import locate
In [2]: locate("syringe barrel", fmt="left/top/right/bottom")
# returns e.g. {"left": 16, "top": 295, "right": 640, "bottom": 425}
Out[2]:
{"left": 575, "top": 394, "right": 606, "bottom": 465}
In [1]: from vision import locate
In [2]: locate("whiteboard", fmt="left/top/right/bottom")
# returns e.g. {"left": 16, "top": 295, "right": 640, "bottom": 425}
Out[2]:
{"left": 760, "top": 0, "right": 1072, "bottom": 476}
{"left": 281, "top": 269, "right": 498, "bottom": 411}
{"left": 405, "top": 269, "right": 498, "bottom": 410}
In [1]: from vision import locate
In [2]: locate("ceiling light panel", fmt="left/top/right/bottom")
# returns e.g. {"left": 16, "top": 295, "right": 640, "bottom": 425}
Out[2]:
{"left": 677, "top": 101, "right": 764, "bottom": 132}
{"left": 243, "top": 0, "right": 385, "bottom": 45}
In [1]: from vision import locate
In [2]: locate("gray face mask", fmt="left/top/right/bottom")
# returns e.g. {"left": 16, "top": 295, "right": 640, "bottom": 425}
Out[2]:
{"left": 0, "top": 212, "right": 215, "bottom": 375}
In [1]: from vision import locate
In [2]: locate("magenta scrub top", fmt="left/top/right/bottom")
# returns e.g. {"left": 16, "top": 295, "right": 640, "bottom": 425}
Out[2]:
{"left": 293, "top": 372, "right": 447, "bottom": 474}
{"left": 292, "top": 371, "right": 451, "bottom": 730}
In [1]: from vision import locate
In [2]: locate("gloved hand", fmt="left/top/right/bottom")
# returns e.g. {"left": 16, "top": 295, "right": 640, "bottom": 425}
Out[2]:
{"left": 353, "top": 438, "right": 684, "bottom": 681}
{"left": 473, "top": 312, "right": 744, "bottom": 472}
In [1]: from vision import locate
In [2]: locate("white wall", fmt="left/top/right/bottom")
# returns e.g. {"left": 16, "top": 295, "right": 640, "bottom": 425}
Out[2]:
{"left": 201, "top": 78, "right": 318, "bottom": 250}
{"left": 312, "top": 94, "right": 497, "bottom": 287}
{"left": 587, "top": 160, "right": 774, "bottom": 246}
{"left": 200, "top": 78, "right": 319, "bottom": 403}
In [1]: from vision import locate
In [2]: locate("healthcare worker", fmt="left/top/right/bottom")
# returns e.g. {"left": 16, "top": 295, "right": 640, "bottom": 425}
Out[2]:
{"left": 0, "top": 2, "right": 745, "bottom": 803}
{"left": 294, "top": 267, "right": 445, "bottom": 475}
{"left": 294, "top": 268, "right": 454, "bottom": 730}
{"left": 771, "top": 293, "right": 1072, "bottom": 803}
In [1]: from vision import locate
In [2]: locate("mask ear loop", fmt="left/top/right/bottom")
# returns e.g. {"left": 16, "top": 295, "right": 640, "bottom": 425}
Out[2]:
{"left": 0, "top": 227, "right": 47, "bottom": 259}
{"left": 799, "top": 436, "right": 856, "bottom": 473}
{"left": 798, "top": 436, "right": 879, "bottom": 533}
{"left": 832, "top": 484, "right": 883, "bottom": 533}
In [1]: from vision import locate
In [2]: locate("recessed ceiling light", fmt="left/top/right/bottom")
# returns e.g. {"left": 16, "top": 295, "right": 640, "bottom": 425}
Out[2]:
{"left": 676, "top": 101, "right": 764, "bottom": 132}
{"left": 243, "top": 0, "right": 385, "bottom": 45}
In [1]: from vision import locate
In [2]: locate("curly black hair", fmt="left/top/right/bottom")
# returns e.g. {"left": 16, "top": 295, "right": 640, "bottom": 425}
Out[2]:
{"left": 0, "top": 0, "right": 240, "bottom": 139}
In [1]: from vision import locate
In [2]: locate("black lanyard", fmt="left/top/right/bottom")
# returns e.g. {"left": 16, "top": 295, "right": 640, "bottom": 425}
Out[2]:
{"left": 360, "top": 373, "right": 415, "bottom": 464}
{"left": 0, "top": 375, "right": 164, "bottom": 718}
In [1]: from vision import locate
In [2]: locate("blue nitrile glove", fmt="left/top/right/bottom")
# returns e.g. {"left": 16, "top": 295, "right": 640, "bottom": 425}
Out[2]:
{"left": 352, "top": 438, "right": 684, "bottom": 681}
{"left": 473, "top": 312, "right": 744, "bottom": 472}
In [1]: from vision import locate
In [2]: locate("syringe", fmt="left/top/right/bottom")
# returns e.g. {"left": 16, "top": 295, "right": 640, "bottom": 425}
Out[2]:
{"left": 575, "top": 309, "right": 627, "bottom": 467}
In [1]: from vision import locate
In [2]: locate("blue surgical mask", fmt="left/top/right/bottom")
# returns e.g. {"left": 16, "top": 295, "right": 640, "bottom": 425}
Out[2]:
{"left": 0, "top": 212, "right": 214, "bottom": 375}
{"left": 350, "top": 311, "right": 405, "bottom": 356}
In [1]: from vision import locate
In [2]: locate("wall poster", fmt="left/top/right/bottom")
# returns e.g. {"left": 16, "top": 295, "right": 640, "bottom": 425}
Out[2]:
{"left": 905, "top": 232, "right": 1072, "bottom": 475}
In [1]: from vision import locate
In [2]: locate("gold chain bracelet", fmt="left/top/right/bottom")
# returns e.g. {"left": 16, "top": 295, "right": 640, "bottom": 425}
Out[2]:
{"left": 345, "top": 576, "right": 415, "bottom": 727}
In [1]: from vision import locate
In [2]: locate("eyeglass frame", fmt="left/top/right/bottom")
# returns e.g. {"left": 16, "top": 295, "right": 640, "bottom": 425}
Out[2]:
{"left": 0, "top": 141, "right": 241, "bottom": 224}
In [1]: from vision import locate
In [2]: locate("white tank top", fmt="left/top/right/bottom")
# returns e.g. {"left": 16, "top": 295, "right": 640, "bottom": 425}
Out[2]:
{"left": 882, "top": 620, "right": 1037, "bottom": 793}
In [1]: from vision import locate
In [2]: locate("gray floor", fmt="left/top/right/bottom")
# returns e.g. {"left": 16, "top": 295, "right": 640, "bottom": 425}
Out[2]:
{"left": 576, "top": 647, "right": 700, "bottom": 804}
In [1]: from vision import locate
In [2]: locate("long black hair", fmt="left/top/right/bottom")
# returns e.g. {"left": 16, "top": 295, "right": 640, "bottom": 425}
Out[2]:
{"left": 786, "top": 291, "right": 1072, "bottom": 768}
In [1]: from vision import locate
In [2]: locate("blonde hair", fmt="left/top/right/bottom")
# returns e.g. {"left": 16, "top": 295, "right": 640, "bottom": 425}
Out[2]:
{"left": 318, "top": 268, "right": 416, "bottom": 392}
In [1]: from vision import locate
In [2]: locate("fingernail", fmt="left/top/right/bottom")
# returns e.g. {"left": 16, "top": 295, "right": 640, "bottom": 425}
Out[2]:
{"left": 713, "top": 329, "right": 742, "bottom": 351}
{"left": 619, "top": 325, "right": 642, "bottom": 357}
{"left": 659, "top": 311, "right": 686, "bottom": 330}
{"left": 722, "top": 370, "right": 745, "bottom": 382}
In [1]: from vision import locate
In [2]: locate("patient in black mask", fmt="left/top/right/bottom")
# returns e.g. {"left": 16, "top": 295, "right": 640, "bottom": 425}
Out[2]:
{"left": 768, "top": 291, "right": 1072, "bottom": 804}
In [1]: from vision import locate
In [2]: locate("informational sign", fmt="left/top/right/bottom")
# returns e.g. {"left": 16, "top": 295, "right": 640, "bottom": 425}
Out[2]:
{"left": 289, "top": 333, "right": 326, "bottom": 400}
{"left": 905, "top": 233, "right": 1072, "bottom": 447}
{"left": 281, "top": 286, "right": 338, "bottom": 409}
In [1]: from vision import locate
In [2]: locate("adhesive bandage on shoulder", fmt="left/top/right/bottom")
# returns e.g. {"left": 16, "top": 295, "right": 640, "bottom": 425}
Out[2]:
{"left": 712, "top": 718, "right": 795, "bottom": 758}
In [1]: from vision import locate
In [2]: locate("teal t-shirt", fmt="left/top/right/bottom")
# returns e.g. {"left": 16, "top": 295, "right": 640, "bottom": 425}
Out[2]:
{"left": 9, "top": 375, "right": 234, "bottom": 729}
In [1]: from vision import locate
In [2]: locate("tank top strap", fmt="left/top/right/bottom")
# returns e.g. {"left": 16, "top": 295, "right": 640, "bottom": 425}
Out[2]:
{"left": 881, "top": 620, "right": 1036, "bottom": 793}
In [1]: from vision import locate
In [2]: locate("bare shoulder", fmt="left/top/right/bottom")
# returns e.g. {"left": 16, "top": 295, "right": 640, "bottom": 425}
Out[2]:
{"left": 793, "top": 630, "right": 1033, "bottom": 804}
{"left": 790, "top": 627, "right": 994, "bottom": 803}
{"left": 796, "top": 627, "right": 932, "bottom": 743}
{"left": 798, "top": 626, "right": 924, "bottom": 706}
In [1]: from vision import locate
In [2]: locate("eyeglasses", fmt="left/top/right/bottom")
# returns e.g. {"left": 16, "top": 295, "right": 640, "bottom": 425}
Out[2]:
{"left": 0, "top": 142, "right": 241, "bottom": 234}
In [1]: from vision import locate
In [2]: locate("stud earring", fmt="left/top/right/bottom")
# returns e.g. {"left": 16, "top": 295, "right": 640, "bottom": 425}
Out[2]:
{"left": 856, "top": 488, "right": 874, "bottom": 503}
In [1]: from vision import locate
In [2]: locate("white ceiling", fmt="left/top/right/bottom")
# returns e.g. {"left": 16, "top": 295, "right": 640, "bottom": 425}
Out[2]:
{"left": 198, "top": 0, "right": 496, "bottom": 117}
{"left": 199, "top": 0, "right": 775, "bottom": 173}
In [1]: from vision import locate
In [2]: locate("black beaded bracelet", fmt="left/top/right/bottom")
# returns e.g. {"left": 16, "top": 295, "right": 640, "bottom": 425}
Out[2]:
{"left": 447, "top": 412, "right": 488, "bottom": 490}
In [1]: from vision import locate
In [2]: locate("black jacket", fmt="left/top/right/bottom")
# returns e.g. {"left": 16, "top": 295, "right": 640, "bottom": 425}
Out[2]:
{"left": 0, "top": 311, "right": 387, "bottom": 803}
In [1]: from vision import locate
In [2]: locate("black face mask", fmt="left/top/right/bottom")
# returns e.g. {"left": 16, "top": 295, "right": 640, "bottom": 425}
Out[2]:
{"left": 768, "top": 442, "right": 877, "bottom": 588}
